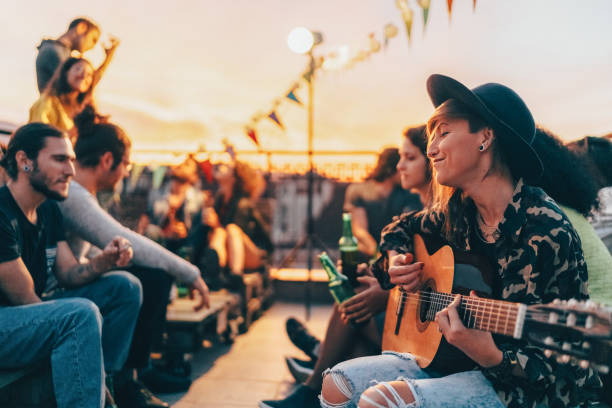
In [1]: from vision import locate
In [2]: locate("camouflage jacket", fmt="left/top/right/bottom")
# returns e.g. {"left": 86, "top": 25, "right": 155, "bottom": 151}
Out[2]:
{"left": 372, "top": 179, "right": 602, "bottom": 408}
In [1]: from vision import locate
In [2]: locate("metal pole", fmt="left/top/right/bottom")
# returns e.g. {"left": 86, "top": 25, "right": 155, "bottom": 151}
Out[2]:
{"left": 305, "top": 50, "right": 315, "bottom": 320}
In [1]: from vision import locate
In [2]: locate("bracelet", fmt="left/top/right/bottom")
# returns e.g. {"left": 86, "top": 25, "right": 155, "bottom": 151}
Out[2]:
{"left": 484, "top": 349, "right": 517, "bottom": 378}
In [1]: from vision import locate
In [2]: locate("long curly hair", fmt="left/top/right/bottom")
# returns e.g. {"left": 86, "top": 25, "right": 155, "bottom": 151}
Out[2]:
{"left": 567, "top": 135, "right": 612, "bottom": 189}
{"left": 234, "top": 161, "right": 265, "bottom": 200}
{"left": 533, "top": 126, "right": 601, "bottom": 216}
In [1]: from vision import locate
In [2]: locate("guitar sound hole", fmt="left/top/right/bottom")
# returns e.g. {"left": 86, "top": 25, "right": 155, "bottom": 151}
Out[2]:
{"left": 419, "top": 287, "right": 432, "bottom": 323}
{"left": 415, "top": 279, "right": 436, "bottom": 333}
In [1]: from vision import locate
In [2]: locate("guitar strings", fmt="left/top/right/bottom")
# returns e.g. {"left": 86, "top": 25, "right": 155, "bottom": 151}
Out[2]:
{"left": 393, "top": 291, "right": 588, "bottom": 326}
{"left": 393, "top": 293, "right": 518, "bottom": 335}
{"left": 395, "top": 290, "right": 570, "bottom": 319}
{"left": 394, "top": 291, "right": 521, "bottom": 316}
{"left": 392, "top": 291, "right": 557, "bottom": 327}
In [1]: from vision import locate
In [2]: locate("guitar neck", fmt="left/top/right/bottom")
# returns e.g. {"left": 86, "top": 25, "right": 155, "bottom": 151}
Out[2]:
{"left": 420, "top": 291, "right": 527, "bottom": 339}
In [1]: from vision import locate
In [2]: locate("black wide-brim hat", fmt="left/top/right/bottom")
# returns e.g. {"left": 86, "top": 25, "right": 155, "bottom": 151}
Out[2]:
{"left": 426, "top": 74, "right": 543, "bottom": 183}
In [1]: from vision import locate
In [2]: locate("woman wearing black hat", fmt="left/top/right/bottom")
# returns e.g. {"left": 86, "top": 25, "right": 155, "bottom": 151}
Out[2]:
{"left": 319, "top": 75, "right": 602, "bottom": 408}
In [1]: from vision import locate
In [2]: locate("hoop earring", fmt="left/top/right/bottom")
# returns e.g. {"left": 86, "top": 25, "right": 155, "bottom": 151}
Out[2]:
{"left": 23, "top": 165, "right": 31, "bottom": 172}
{"left": 479, "top": 144, "right": 485, "bottom": 152}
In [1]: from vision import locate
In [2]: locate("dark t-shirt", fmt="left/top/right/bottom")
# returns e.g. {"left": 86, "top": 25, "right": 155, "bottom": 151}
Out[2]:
{"left": 36, "top": 39, "right": 71, "bottom": 92}
{"left": 0, "top": 186, "right": 65, "bottom": 306}
{"left": 344, "top": 181, "right": 422, "bottom": 243}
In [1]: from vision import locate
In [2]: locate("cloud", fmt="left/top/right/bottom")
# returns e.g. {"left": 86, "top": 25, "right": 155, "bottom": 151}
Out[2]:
{"left": 98, "top": 96, "right": 211, "bottom": 150}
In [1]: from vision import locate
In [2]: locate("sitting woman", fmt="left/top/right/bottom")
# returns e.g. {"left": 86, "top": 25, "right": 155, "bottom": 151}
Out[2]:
{"left": 198, "top": 161, "right": 272, "bottom": 281}
{"left": 29, "top": 57, "right": 94, "bottom": 142}
{"left": 320, "top": 74, "right": 602, "bottom": 408}
{"left": 344, "top": 147, "right": 422, "bottom": 260}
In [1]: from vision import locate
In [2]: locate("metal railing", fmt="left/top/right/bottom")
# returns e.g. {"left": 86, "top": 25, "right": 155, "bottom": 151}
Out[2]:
{"left": 132, "top": 149, "right": 380, "bottom": 182}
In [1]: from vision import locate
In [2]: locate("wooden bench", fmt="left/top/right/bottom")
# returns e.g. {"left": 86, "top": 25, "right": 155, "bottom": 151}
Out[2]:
{"left": 0, "top": 362, "right": 55, "bottom": 407}
{"left": 166, "top": 290, "right": 241, "bottom": 349}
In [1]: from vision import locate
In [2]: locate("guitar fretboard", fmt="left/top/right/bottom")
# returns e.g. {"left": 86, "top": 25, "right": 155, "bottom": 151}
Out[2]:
{"left": 398, "top": 290, "right": 527, "bottom": 338}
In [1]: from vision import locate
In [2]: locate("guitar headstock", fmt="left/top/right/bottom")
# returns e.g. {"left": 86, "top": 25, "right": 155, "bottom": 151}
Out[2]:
{"left": 524, "top": 299, "right": 612, "bottom": 373}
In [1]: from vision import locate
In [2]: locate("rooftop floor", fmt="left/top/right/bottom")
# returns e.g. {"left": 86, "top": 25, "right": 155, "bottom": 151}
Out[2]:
{"left": 162, "top": 301, "right": 332, "bottom": 408}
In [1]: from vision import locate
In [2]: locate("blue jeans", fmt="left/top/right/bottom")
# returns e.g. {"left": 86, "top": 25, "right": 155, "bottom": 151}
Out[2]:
{"left": 321, "top": 351, "right": 504, "bottom": 407}
{"left": 0, "top": 298, "right": 104, "bottom": 408}
{"left": 44, "top": 271, "right": 143, "bottom": 373}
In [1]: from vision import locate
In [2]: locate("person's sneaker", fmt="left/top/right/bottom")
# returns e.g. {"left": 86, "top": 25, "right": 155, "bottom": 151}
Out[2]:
{"left": 285, "top": 317, "right": 321, "bottom": 361}
{"left": 114, "top": 379, "right": 169, "bottom": 408}
{"left": 285, "top": 356, "right": 315, "bottom": 384}
{"left": 139, "top": 366, "right": 192, "bottom": 394}
{"left": 258, "top": 384, "right": 319, "bottom": 408}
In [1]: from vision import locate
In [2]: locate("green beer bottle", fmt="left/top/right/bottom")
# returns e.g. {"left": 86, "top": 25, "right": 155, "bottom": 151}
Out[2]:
{"left": 339, "top": 212, "right": 359, "bottom": 287}
{"left": 318, "top": 252, "right": 354, "bottom": 304}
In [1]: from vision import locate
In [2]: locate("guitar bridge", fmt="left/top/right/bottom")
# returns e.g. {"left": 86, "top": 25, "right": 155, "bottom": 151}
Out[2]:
{"left": 394, "top": 290, "right": 406, "bottom": 335}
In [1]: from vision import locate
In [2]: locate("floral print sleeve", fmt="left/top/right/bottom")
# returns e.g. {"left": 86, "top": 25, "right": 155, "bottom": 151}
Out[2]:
{"left": 372, "top": 179, "right": 602, "bottom": 407}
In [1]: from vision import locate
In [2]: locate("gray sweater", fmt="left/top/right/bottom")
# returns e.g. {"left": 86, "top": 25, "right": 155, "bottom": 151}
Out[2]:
{"left": 58, "top": 181, "right": 199, "bottom": 284}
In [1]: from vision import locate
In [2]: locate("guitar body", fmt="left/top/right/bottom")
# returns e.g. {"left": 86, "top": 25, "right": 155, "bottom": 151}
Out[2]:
{"left": 382, "top": 234, "right": 499, "bottom": 374}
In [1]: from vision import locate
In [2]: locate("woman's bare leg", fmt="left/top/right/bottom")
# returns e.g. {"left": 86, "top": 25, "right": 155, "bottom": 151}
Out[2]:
{"left": 305, "top": 305, "right": 379, "bottom": 391}
{"left": 209, "top": 227, "right": 228, "bottom": 268}
{"left": 226, "top": 223, "right": 264, "bottom": 273}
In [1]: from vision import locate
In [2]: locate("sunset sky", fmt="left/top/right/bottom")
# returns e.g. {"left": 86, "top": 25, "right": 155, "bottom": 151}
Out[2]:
{"left": 1, "top": 0, "right": 611, "bottom": 161}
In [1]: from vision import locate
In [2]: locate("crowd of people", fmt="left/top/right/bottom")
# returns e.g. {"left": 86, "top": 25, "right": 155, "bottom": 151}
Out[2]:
{"left": 0, "top": 15, "right": 611, "bottom": 408}
{"left": 0, "top": 17, "right": 273, "bottom": 408}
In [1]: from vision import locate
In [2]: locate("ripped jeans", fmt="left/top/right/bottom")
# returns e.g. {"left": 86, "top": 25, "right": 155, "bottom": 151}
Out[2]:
{"left": 321, "top": 351, "right": 504, "bottom": 408}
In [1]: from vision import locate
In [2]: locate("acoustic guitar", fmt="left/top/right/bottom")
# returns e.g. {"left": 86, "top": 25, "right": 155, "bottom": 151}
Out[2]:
{"left": 382, "top": 234, "right": 612, "bottom": 374}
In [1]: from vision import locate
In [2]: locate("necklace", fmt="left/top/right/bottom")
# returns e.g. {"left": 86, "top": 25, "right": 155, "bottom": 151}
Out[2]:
{"left": 476, "top": 212, "right": 500, "bottom": 243}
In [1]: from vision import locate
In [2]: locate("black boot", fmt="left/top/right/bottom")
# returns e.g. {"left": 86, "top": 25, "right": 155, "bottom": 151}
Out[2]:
{"left": 258, "top": 384, "right": 319, "bottom": 408}
{"left": 114, "top": 379, "right": 169, "bottom": 408}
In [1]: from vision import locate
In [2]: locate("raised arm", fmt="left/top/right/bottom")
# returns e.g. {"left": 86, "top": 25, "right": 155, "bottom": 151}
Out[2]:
{"left": 91, "top": 37, "right": 119, "bottom": 89}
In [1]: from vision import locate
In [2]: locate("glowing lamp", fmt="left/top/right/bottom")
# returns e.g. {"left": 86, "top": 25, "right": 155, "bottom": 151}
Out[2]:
{"left": 287, "top": 27, "right": 314, "bottom": 54}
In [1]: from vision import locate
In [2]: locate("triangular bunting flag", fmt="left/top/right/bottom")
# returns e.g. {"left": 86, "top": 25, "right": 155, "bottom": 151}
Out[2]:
{"left": 402, "top": 8, "right": 414, "bottom": 43}
{"left": 369, "top": 33, "right": 381, "bottom": 53}
{"left": 245, "top": 126, "right": 260, "bottom": 146}
{"left": 418, "top": 0, "right": 431, "bottom": 32}
{"left": 198, "top": 159, "right": 214, "bottom": 184}
{"left": 267, "top": 111, "right": 285, "bottom": 130}
{"left": 447, "top": 0, "right": 453, "bottom": 20}
{"left": 151, "top": 166, "right": 167, "bottom": 190}
{"left": 396, "top": 0, "right": 414, "bottom": 44}
{"left": 286, "top": 90, "right": 302, "bottom": 105}
{"left": 128, "top": 164, "right": 145, "bottom": 191}
{"left": 383, "top": 23, "right": 398, "bottom": 48}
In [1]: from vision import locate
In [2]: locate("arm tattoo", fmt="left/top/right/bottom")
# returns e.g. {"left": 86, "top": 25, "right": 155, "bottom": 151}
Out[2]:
{"left": 69, "top": 262, "right": 98, "bottom": 283}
